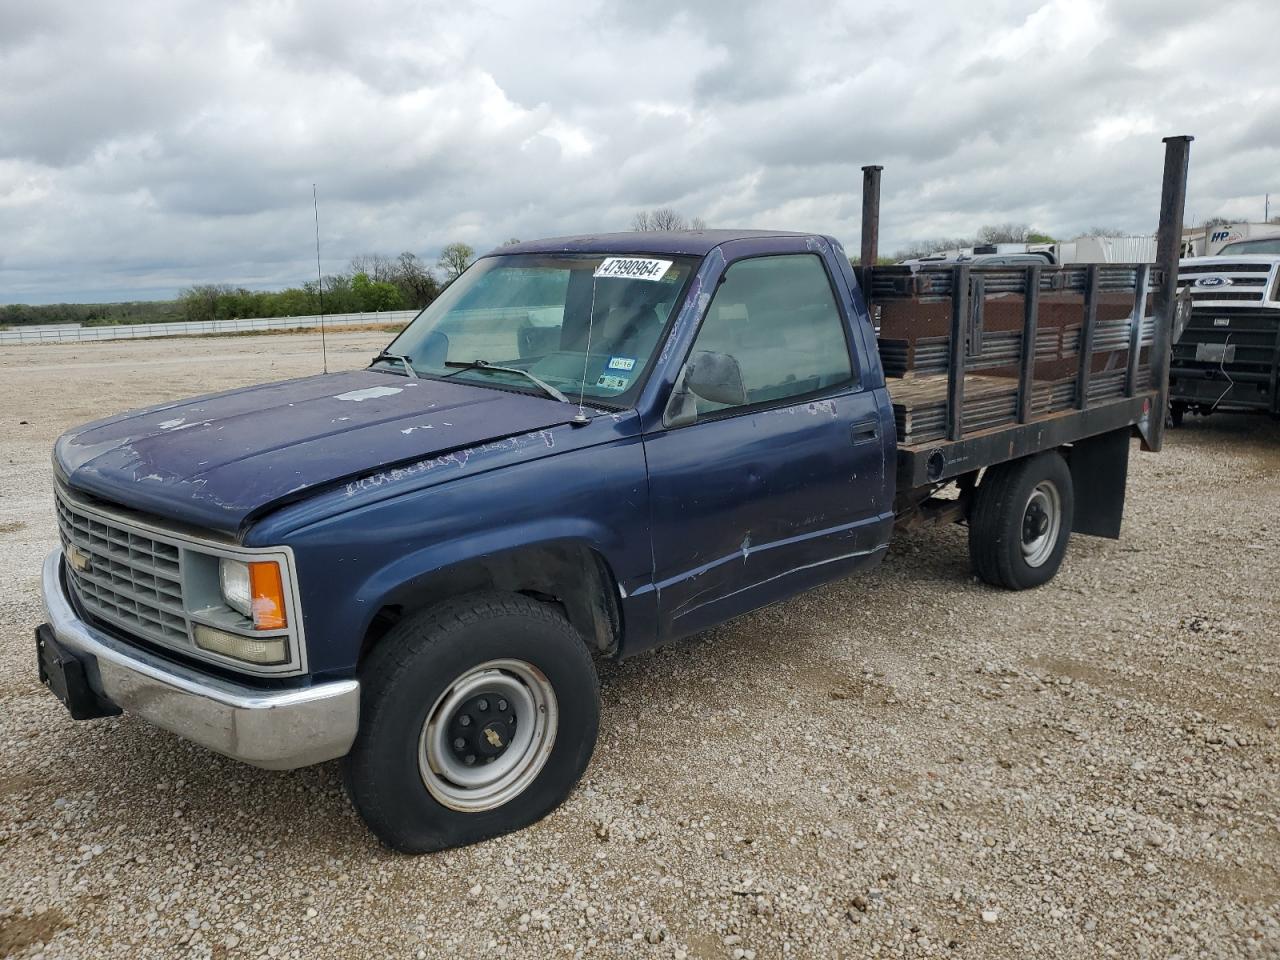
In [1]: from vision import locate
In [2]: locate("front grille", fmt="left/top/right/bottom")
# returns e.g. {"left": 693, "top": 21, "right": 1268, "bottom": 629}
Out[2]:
{"left": 1183, "top": 289, "right": 1266, "bottom": 302}
{"left": 55, "top": 490, "right": 190, "bottom": 647}
{"left": 1178, "top": 262, "right": 1272, "bottom": 274}
{"left": 1176, "top": 261, "right": 1278, "bottom": 307}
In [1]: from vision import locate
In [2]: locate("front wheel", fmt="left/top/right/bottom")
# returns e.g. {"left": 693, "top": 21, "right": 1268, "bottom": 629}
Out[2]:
{"left": 344, "top": 592, "right": 599, "bottom": 853}
{"left": 968, "top": 452, "right": 1074, "bottom": 590}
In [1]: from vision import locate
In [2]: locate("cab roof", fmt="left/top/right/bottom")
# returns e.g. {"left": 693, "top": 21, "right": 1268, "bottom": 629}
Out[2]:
{"left": 490, "top": 230, "right": 813, "bottom": 258}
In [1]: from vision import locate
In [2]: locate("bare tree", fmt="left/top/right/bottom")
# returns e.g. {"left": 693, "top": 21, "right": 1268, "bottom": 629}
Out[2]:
{"left": 1078, "top": 226, "right": 1129, "bottom": 238}
{"left": 349, "top": 253, "right": 396, "bottom": 283}
{"left": 632, "top": 207, "right": 704, "bottom": 231}
{"left": 891, "top": 237, "right": 972, "bottom": 260}
{"left": 437, "top": 242, "right": 476, "bottom": 283}
{"left": 976, "top": 223, "right": 1032, "bottom": 244}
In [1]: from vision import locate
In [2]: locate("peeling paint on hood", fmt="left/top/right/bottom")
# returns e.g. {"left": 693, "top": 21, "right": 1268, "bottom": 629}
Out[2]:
{"left": 54, "top": 369, "right": 579, "bottom": 536}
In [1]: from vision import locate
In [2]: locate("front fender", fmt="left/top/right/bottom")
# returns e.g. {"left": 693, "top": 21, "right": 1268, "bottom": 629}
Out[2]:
{"left": 354, "top": 518, "right": 624, "bottom": 623}
{"left": 255, "top": 430, "right": 654, "bottom": 678}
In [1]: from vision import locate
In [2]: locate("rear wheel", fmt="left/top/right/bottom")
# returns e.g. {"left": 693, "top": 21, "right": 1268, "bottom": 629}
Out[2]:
{"left": 1169, "top": 401, "right": 1186, "bottom": 428}
{"left": 344, "top": 592, "right": 599, "bottom": 853}
{"left": 968, "top": 452, "right": 1074, "bottom": 589}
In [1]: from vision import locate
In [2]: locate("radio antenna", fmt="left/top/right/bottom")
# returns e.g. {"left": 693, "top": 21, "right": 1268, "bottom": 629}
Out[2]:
{"left": 573, "top": 276, "right": 599, "bottom": 424}
{"left": 313, "top": 183, "right": 328, "bottom": 374}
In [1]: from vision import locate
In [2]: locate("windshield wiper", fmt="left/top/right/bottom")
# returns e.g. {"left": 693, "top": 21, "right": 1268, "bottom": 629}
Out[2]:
{"left": 443, "top": 360, "right": 570, "bottom": 404}
{"left": 370, "top": 352, "right": 417, "bottom": 378}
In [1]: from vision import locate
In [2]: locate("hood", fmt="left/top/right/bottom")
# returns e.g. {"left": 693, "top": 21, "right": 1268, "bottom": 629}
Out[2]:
{"left": 55, "top": 370, "right": 580, "bottom": 536}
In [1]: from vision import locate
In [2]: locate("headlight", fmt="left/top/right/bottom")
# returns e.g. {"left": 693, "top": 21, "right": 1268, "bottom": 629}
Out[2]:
{"left": 219, "top": 558, "right": 252, "bottom": 617}
{"left": 218, "top": 558, "right": 288, "bottom": 630}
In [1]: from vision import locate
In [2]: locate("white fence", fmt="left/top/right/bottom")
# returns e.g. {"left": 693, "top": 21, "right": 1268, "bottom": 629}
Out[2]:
{"left": 0, "top": 310, "right": 420, "bottom": 346}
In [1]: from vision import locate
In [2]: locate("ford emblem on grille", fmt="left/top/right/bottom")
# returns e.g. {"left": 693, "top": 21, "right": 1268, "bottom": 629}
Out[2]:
{"left": 1195, "top": 276, "right": 1231, "bottom": 287}
{"left": 66, "top": 544, "right": 93, "bottom": 574}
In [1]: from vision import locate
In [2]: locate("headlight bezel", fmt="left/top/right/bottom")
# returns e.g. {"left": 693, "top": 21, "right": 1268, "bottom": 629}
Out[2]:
{"left": 186, "top": 547, "right": 304, "bottom": 674}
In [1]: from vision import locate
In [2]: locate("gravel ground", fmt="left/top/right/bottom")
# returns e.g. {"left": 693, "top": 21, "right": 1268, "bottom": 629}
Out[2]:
{"left": 1, "top": 333, "right": 1278, "bottom": 959}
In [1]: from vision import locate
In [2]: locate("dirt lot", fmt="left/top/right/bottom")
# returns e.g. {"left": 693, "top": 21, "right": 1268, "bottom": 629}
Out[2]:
{"left": 1, "top": 333, "right": 1278, "bottom": 959}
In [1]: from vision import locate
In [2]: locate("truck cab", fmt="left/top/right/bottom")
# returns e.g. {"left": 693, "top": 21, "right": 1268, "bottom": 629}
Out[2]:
{"left": 38, "top": 231, "right": 900, "bottom": 852}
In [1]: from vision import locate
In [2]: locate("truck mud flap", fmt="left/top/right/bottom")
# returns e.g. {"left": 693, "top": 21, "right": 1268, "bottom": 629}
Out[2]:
{"left": 1066, "top": 427, "right": 1131, "bottom": 539}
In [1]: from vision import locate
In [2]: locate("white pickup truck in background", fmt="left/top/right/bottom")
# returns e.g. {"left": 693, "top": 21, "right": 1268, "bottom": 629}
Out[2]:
{"left": 1169, "top": 237, "right": 1280, "bottom": 424}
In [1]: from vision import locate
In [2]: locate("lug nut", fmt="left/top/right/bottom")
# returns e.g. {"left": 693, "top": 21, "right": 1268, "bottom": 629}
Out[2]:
{"left": 464, "top": 754, "right": 476, "bottom": 766}
{"left": 477, "top": 698, "right": 489, "bottom": 711}
{"left": 459, "top": 715, "right": 472, "bottom": 727}
{"left": 497, "top": 699, "right": 508, "bottom": 712}
{"left": 454, "top": 737, "right": 466, "bottom": 751}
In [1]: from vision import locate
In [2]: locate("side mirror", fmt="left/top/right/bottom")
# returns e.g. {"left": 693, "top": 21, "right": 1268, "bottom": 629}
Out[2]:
{"left": 687, "top": 350, "right": 747, "bottom": 405}
{"left": 662, "top": 350, "right": 747, "bottom": 428}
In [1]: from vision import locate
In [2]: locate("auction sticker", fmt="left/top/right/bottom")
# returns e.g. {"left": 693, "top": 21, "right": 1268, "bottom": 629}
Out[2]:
{"left": 594, "top": 257, "right": 672, "bottom": 281}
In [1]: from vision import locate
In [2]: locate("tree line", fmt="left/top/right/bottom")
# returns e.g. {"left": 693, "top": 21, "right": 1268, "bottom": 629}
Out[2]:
{"left": 175, "top": 248, "right": 476, "bottom": 325}
{"left": 8, "top": 204, "right": 1280, "bottom": 330}
{"left": 2, "top": 214, "right": 700, "bottom": 329}
{"left": 0, "top": 245, "right": 483, "bottom": 328}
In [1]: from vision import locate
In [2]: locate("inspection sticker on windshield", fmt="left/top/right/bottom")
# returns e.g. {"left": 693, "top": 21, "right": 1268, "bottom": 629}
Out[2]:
{"left": 594, "top": 257, "right": 672, "bottom": 281}
{"left": 608, "top": 356, "right": 636, "bottom": 371}
{"left": 596, "top": 374, "right": 630, "bottom": 390}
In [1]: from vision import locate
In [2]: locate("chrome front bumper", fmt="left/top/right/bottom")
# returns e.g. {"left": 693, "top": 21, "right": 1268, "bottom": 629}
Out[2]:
{"left": 40, "top": 550, "right": 360, "bottom": 770}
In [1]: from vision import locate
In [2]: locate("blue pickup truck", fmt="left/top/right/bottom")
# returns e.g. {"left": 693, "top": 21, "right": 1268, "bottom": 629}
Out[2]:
{"left": 35, "top": 145, "right": 1190, "bottom": 852}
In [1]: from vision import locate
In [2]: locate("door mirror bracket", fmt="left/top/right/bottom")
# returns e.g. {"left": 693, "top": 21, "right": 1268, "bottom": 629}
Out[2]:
{"left": 663, "top": 366, "right": 699, "bottom": 429}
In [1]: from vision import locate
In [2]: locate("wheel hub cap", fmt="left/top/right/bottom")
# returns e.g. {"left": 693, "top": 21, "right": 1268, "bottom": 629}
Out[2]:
{"left": 447, "top": 693, "right": 517, "bottom": 764}
{"left": 419, "top": 659, "right": 558, "bottom": 813}
{"left": 1020, "top": 481, "right": 1062, "bottom": 568}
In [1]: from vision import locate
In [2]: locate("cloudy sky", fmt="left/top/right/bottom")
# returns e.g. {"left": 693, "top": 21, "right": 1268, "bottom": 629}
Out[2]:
{"left": 2, "top": 0, "right": 1278, "bottom": 304}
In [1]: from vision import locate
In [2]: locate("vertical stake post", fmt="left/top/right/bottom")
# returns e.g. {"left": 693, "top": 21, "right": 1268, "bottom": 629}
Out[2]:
{"left": 1147, "top": 135, "right": 1193, "bottom": 451}
{"left": 947, "top": 265, "right": 970, "bottom": 442}
{"left": 860, "top": 165, "right": 883, "bottom": 302}
{"left": 1017, "top": 265, "right": 1041, "bottom": 423}
{"left": 1076, "top": 265, "right": 1099, "bottom": 410}
{"left": 1125, "top": 263, "right": 1151, "bottom": 397}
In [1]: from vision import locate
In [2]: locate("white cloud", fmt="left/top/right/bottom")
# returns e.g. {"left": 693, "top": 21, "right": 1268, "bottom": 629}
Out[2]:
{"left": 1, "top": 0, "right": 1278, "bottom": 302}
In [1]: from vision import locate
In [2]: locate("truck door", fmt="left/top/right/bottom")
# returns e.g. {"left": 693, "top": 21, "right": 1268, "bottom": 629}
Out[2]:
{"left": 643, "top": 241, "right": 893, "bottom": 640}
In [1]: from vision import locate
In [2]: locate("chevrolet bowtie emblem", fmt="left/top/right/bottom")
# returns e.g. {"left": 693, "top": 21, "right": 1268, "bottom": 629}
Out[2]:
{"left": 484, "top": 727, "right": 504, "bottom": 748}
{"left": 66, "top": 544, "right": 93, "bottom": 574}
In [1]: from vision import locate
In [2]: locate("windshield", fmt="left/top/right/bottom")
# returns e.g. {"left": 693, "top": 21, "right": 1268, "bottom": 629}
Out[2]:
{"left": 1217, "top": 238, "right": 1280, "bottom": 256}
{"left": 380, "top": 253, "right": 700, "bottom": 404}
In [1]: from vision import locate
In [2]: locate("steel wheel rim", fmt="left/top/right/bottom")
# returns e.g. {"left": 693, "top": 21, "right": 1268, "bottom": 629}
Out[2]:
{"left": 419, "top": 658, "right": 558, "bottom": 812}
{"left": 1021, "top": 480, "right": 1061, "bottom": 568}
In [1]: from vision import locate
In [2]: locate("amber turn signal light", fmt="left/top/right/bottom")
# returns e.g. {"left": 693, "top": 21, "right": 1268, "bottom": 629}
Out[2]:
{"left": 248, "top": 561, "right": 288, "bottom": 630}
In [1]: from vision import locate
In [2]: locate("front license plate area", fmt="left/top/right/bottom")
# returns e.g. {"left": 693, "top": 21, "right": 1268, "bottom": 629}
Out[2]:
{"left": 36, "top": 624, "right": 120, "bottom": 721}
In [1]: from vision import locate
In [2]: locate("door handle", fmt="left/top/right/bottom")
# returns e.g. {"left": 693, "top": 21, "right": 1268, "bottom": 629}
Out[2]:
{"left": 850, "top": 419, "right": 879, "bottom": 444}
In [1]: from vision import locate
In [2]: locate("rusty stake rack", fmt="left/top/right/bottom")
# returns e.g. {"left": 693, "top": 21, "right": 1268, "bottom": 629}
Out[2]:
{"left": 861, "top": 136, "right": 1192, "bottom": 492}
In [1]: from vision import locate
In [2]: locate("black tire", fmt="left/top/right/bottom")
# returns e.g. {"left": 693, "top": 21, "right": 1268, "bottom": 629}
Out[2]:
{"left": 1169, "top": 402, "right": 1186, "bottom": 428}
{"left": 968, "top": 452, "right": 1074, "bottom": 590}
{"left": 344, "top": 592, "right": 599, "bottom": 853}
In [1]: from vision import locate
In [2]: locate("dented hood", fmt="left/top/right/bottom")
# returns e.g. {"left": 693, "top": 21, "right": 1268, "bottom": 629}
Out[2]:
{"left": 54, "top": 370, "right": 578, "bottom": 536}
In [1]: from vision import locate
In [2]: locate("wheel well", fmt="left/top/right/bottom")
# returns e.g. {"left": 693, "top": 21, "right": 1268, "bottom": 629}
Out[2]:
{"left": 359, "top": 544, "right": 622, "bottom": 664}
